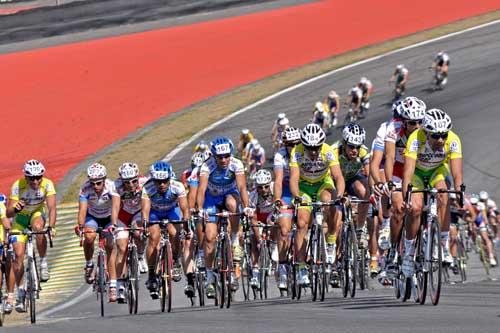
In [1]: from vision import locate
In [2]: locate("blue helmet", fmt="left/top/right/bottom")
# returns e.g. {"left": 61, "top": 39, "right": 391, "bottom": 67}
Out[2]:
{"left": 149, "top": 160, "right": 173, "bottom": 180}
{"left": 210, "top": 137, "right": 234, "bottom": 156}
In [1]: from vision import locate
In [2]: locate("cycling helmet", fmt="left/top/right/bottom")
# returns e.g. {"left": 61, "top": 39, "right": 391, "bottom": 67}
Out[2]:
{"left": 254, "top": 169, "right": 272, "bottom": 185}
{"left": 202, "top": 149, "right": 212, "bottom": 161}
{"left": 277, "top": 113, "right": 286, "bottom": 120}
{"left": 392, "top": 100, "right": 403, "bottom": 118}
{"left": 423, "top": 108, "right": 452, "bottom": 133}
{"left": 314, "top": 102, "right": 326, "bottom": 113}
{"left": 342, "top": 123, "right": 366, "bottom": 145}
{"left": 328, "top": 90, "right": 338, "bottom": 99}
{"left": 479, "top": 191, "right": 489, "bottom": 201}
{"left": 118, "top": 162, "right": 139, "bottom": 179}
{"left": 301, "top": 123, "right": 325, "bottom": 147}
{"left": 253, "top": 143, "right": 262, "bottom": 151}
{"left": 87, "top": 163, "right": 107, "bottom": 180}
{"left": 400, "top": 96, "right": 426, "bottom": 120}
{"left": 278, "top": 117, "right": 290, "bottom": 126}
{"left": 241, "top": 128, "right": 250, "bottom": 136}
{"left": 360, "top": 77, "right": 368, "bottom": 85}
{"left": 210, "top": 137, "right": 234, "bottom": 156}
{"left": 149, "top": 160, "right": 173, "bottom": 180}
{"left": 191, "top": 152, "right": 205, "bottom": 168}
{"left": 282, "top": 126, "right": 301, "bottom": 144}
{"left": 396, "top": 64, "right": 404, "bottom": 70}
{"left": 23, "top": 159, "right": 45, "bottom": 177}
{"left": 197, "top": 140, "right": 208, "bottom": 151}
{"left": 470, "top": 194, "right": 479, "bottom": 205}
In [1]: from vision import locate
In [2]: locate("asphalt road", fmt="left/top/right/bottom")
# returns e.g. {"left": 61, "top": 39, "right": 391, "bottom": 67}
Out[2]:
{"left": 6, "top": 19, "right": 500, "bottom": 332}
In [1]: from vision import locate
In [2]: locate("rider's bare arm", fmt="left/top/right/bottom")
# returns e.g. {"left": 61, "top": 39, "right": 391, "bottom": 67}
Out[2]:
{"left": 141, "top": 197, "right": 151, "bottom": 224}
{"left": 236, "top": 173, "right": 250, "bottom": 208}
{"left": 384, "top": 141, "right": 396, "bottom": 183}
{"left": 369, "top": 150, "right": 384, "bottom": 184}
{"left": 330, "top": 164, "right": 345, "bottom": 199}
{"left": 450, "top": 157, "right": 463, "bottom": 191}
{"left": 77, "top": 200, "right": 88, "bottom": 227}
{"left": 402, "top": 156, "right": 416, "bottom": 200}
{"left": 196, "top": 174, "right": 209, "bottom": 211}
{"left": 46, "top": 194, "right": 57, "bottom": 228}
{"left": 289, "top": 166, "right": 300, "bottom": 199}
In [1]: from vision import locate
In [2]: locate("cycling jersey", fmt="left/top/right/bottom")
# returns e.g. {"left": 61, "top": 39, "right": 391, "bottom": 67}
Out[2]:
{"left": 371, "top": 121, "right": 391, "bottom": 153}
{"left": 249, "top": 146, "right": 266, "bottom": 164}
{"left": 199, "top": 156, "right": 244, "bottom": 196}
{"left": 142, "top": 179, "right": 186, "bottom": 212}
{"left": 273, "top": 147, "right": 291, "bottom": 184}
{"left": 360, "top": 81, "right": 373, "bottom": 95}
{"left": 331, "top": 141, "right": 370, "bottom": 181}
{"left": 385, "top": 119, "right": 411, "bottom": 178}
{"left": 395, "top": 68, "right": 408, "bottom": 83}
{"left": 187, "top": 166, "right": 201, "bottom": 188}
{"left": 79, "top": 179, "right": 119, "bottom": 218}
{"left": 10, "top": 177, "right": 56, "bottom": 215}
{"left": 405, "top": 129, "right": 462, "bottom": 171}
{"left": 115, "top": 176, "right": 148, "bottom": 214}
{"left": 290, "top": 143, "right": 338, "bottom": 184}
{"left": 349, "top": 87, "right": 363, "bottom": 101}
{"left": 239, "top": 133, "right": 254, "bottom": 146}
{"left": 249, "top": 184, "right": 275, "bottom": 222}
{"left": 326, "top": 98, "right": 338, "bottom": 111}
{"left": 435, "top": 53, "right": 450, "bottom": 66}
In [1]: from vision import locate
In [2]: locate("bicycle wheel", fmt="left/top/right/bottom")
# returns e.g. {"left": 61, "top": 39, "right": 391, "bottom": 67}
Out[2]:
{"left": 259, "top": 242, "right": 269, "bottom": 300}
{"left": 97, "top": 252, "right": 105, "bottom": 317}
{"left": 428, "top": 220, "right": 442, "bottom": 306}
{"left": 358, "top": 247, "right": 367, "bottom": 290}
{"left": 415, "top": 229, "right": 427, "bottom": 305}
{"left": 127, "top": 246, "right": 139, "bottom": 315}
{"left": 310, "top": 227, "right": 319, "bottom": 302}
{"left": 26, "top": 258, "right": 36, "bottom": 324}
{"left": 347, "top": 226, "right": 358, "bottom": 298}
{"left": 341, "top": 229, "right": 349, "bottom": 298}
{"left": 477, "top": 238, "right": 490, "bottom": 276}
{"left": 457, "top": 240, "right": 467, "bottom": 283}
{"left": 240, "top": 246, "right": 251, "bottom": 301}
{"left": 218, "top": 238, "right": 229, "bottom": 308}
{"left": 162, "top": 243, "right": 173, "bottom": 313}
{"left": 197, "top": 270, "right": 205, "bottom": 307}
{"left": 318, "top": 230, "right": 326, "bottom": 302}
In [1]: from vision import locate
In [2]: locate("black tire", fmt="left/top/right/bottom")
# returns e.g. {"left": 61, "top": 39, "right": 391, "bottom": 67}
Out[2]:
{"left": 258, "top": 242, "right": 269, "bottom": 300}
{"left": 358, "top": 248, "right": 366, "bottom": 290}
{"left": 98, "top": 253, "right": 105, "bottom": 317}
{"left": 457, "top": 241, "right": 467, "bottom": 283}
{"left": 197, "top": 271, "right": 205, "bottom": 307}
{"left": 429, "top": 220, "right": 442, "bottom": 306}
{"left": 319, "top": 231, "right": 326, "bottom": 302}
{"left": 165, "top": 244, "right": 173, "bottom": 313}
{"left": 415, "top": 230, "right": 427, "bottom": 305}
{"left": 341, "top": 229, "right": 349, "bottom": 298}
{"left": 402, "top": 276, "right": 412, "bottom": 302}
{"left": 241, "top": 251, "right": 251, "bottom": 301}
{"left": 127, "top": 246, "right": 139, "bottom": 315}
{"left": 27, "top": 258, "right": 36, "bottom": 324}
{"left": 348, "top": 226, "right": 358, "bottom": 298}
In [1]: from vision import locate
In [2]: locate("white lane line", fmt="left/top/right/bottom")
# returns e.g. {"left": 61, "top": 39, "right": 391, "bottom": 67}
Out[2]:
{"left": 163, "top": 18, "right": 500, "bottom": 162}
{"left": 39, "top": 286, "right": 92, "bottom": 318}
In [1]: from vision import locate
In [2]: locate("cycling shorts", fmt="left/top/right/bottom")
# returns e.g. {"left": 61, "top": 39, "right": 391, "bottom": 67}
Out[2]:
{"left": 411, "top": 165, "right": 449, "bottom": 191}
{"left": 149, "top": 207, "right": 182, "bottom": 224}
{"left": 10, "top": 211, "right": 45, "bottom": 244}
{"left": 345, "top": 173, "right": 367, "bottom": 197}
{"left": 118, "top": 209, "right": 141, "bottom": 226}
{"left": 203, "top": 189, "right": 240, "bottom": 223}
{"left": 298, "top": 176, "right": 335, "bottom": 212}
{"left": 279, "top": 185, "right": 293, "bottom": 218}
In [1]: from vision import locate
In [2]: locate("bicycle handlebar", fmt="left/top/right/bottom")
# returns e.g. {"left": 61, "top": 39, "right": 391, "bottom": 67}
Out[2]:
{"left": 8, "top": 228, "right": 53, "bottom": 248}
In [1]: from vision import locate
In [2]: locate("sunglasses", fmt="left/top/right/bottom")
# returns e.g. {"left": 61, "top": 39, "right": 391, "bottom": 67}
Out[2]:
{"left": 90, "top": 180, "right": 104, "bottom": 186}
{"left": 154, "top": 179, "right": 170, "bottom": 184}
{"left": 123, "top": 178, "right": 139, "bottom": 185}
{"left": 404, "top": 120, "right": 422, "bottom": 126}
{"left": 430, "top": 132, "right": 448, "bottom": 140}
{"left": 27, "top": 176, "right": 43, "bottom": 181}
{"left": 286, "top": 143, "right": 298, "bottom": 148}
{"left": 257, "top": 184, "right": 270, "bottom": 190}
{"left": 304, "top": 145, "right": 321, "bottom": 152}
{"left": 216, "top": 154, "right": 231, "bottom": 160}
{"left": 346, "top": 143, "right": 361, "bottom": 150}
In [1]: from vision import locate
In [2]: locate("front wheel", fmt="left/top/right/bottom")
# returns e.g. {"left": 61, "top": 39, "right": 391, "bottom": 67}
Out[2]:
{"left": 127, "top": 246, "right": 139, "bottom": 315}
{"left": 27, "top": 258, "right": 37, "bottom": 324}
{"left": 97, "top": 252, "right": 105, "bottom": 317}
{"left": 428, "top": 220, "right": 442, "bottom": 305}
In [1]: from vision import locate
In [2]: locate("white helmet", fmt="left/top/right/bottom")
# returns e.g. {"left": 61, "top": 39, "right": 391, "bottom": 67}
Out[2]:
{"left": 23, "top": 159, "right": 45, "bottom": 177}
{"left": 254, "top": 169, "right": 272, "bottom": 185}
{"left": 191, "top": 152, "right": 205, "bottom": 168}
{"left": 250, "top": 139, "right": 259, "bottom": 146}
{"left": 470, "top": 194, "right": 479, "bottom": 205}
{"left": 301, "top": 123, "right": 325, "bottom": 147}
{"left": 118, "top": 162, "right": 139, "bottom": 179}
{"left": 342, "top": 123, "right": 366, "bottom": 145}
{"left": 423, "top": 109, "right": 452, "bottom": 133}
{"left": 87, "top": 163, "right": 107, "bottom": 180}
{"left": 400, "top": 96, "right": 426, "bottom": 120}
{"left": 328, "top": 90, "right": 338, "bottom": 99}
{"left": 396, "top": 64, "right": 404, "bottom": 70}
{"left": 241, "top": 128, "right": 249, "bottom": 135}
{"left": 278, "top": 117, "right": 289, "bottom": 126}
{"left": 360, "top": 77, "right": 368, "bottom": 84}
{"left": 277, "top": 113, "right": 286, "bottom": 120}
{"left": 253, "top": 143, "right": 262, "bottom": 151}
{"left": 282, "top": 126, "right": 301, "bottom": 143}
{"left": 314, "top": 102, "right": 325, "bottom": 113}
{"left": 479, "top": 191, "right": 489, "bottom": 201}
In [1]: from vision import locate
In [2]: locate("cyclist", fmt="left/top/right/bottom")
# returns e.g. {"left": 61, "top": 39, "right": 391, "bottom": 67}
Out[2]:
{"left": 332, "top": 123, "right": 372, "bottom": 273}
{"left": 246, "top": 142, "right": 266, "bottom": 175}
{"left": 196, "top": 137, "right": 252, "bottom": 298}
{"left": 389, "top": 64, "right": 409, "bottom": 99}
{"left": 448, "top": 193, "right": 471, "bottom": 274}
{"left": 383, "top": 97, "right": 426, "bottom": 275}
{"left": 114, "top": 162, "right": 149, "bottom": 302}
{"left": 273, "top": 127, "right": 300, "bottom": 289}
{"left": 431, "top": 51, "right": 450, "bottom": 89}
{"left": 478, "top": 191, "right": 499, "bottom": 245}
{"left": 248, "top": 169, "right": 277, "bottom": 288}
{"left": 345, "top": 85, "right": 363, "bottom": 119}
{"left": 324, "top": 90, "right": 340, "bottom": 126}
{"left": 0, "top": 194, "right": 14, "bottom": 314}
{"left": 272, "top": 116, "right": 290, "bottom": 153}
{"left": 312, "top": 101, "right": 331, "bottom": 132}
{"left": 470, "top": 195, "right": 497, "bottom": 266}
{"left": 243, "top": 138, "right": 259, "bottom": 162}
{"left": 271, "top": 113, "right": 287, "bottom": 147}
{"left": 75, "top": 163, "right": 120, "bottom": 302}
{"left": 181, "top": 152, "right": 206, "bottom": 188}
{"left": 6, "top": 160, "right": 57, "bottom": 311}
{"left": 141, "top": 161, "right": 191, "bottom": 299}
{"left": 358, "top": 77, "right": 373, "bottom": 116}
{"left": 289, "top": 123, "right": 345, "bottom": 286}
{"left": 238, "top": 129, "right": 254, "bottom": 158}
{"left": 401, "top": 109, "right": 463, "bottom": 277}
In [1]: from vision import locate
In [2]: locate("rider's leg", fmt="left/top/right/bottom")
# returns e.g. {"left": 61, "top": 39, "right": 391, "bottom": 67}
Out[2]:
{"left": 278, "top": 215, "right": 292, "bottom": 262}
{"left": 146, "top": 224, "right": 160, "bottom": 280}
{"left": 114, "top": 228, "right": 129, "bottom": 279}
{"left": 295, "top": 208, "right": 311, "bottom": 263}
{"left": 250, "top": 216, "right": 260, "bottom": 267}
{"left": 225, "top": 194, "right": 242, "bottom": 262}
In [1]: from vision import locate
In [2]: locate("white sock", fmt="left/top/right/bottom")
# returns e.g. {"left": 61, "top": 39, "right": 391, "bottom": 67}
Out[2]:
{"left": 40, "top": 256, "right": 48, "bottom": 267}
{"left": 198, "top": 249, "right": 205, "bottom": 258}
{"left": 382, "top": 217, "right": 391, "bottom": 229}
{"left": 231, "top": 233, "right": 239, "bottom": 245}
{"left": 86, "top": 260, "right": 93, "bottom": 266}
{"left": 404, "top": 238, "right": 416, "bottom": 256}
{"left": 109, "top": 280, "right": 117, "bottom": 288}
{"left": 440, "top": 231, "right": 449, "bottom": 250}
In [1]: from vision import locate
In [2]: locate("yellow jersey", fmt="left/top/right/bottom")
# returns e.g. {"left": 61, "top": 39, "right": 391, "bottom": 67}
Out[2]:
{"left": 9, "top": 178, "right": 56, "bottom": 215}
{"left": 290, "top": 143, "right": 339, "bottom": 183}
{"left": 239, "top": 132, "right": 254, "bottom": 145}
{"left": 405, "top": 129, "right": 462, "bottom": 171}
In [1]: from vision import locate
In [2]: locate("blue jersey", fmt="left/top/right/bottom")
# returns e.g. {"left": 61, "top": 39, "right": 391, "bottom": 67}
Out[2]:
{"left": 142, "top": 179, "right": 186, "bottom": 212}
{"left": 200, "top": 156, "right": 244, "bottom": 196}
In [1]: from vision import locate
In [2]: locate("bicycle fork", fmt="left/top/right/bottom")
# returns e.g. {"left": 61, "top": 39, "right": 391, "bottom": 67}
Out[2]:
{"left": 423, "top": 196, "right": 438, "bottom": 272}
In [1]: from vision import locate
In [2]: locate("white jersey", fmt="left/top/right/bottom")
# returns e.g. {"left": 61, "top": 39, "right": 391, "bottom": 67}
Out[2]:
{"left": 249, "top": 183, "right": 275, "bottom": 215}
{"left": 200, "top": 156, "right": 244, "bottom": 196}
{"left": 115, "top": 176, "right": 148, "bottom": 214}
{"left": 371, "top": 120, "right": 391, "bottom": 153}
{"left": 349, "top": 86, "right": 363, "bottom": 99}
{"left": 79, "top": 179, "right": 119, "bottom": 218}
{"left": 384, "top": 119, "right": 408, "bottom": 164}
{"left": 273, "top": 147, "right": 291, "bottom": 184}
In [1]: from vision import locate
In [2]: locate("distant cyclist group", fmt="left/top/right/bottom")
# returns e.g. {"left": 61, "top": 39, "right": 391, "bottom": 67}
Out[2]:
{"left": 1, "top": 50, "right": 498, "bottom": 323}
